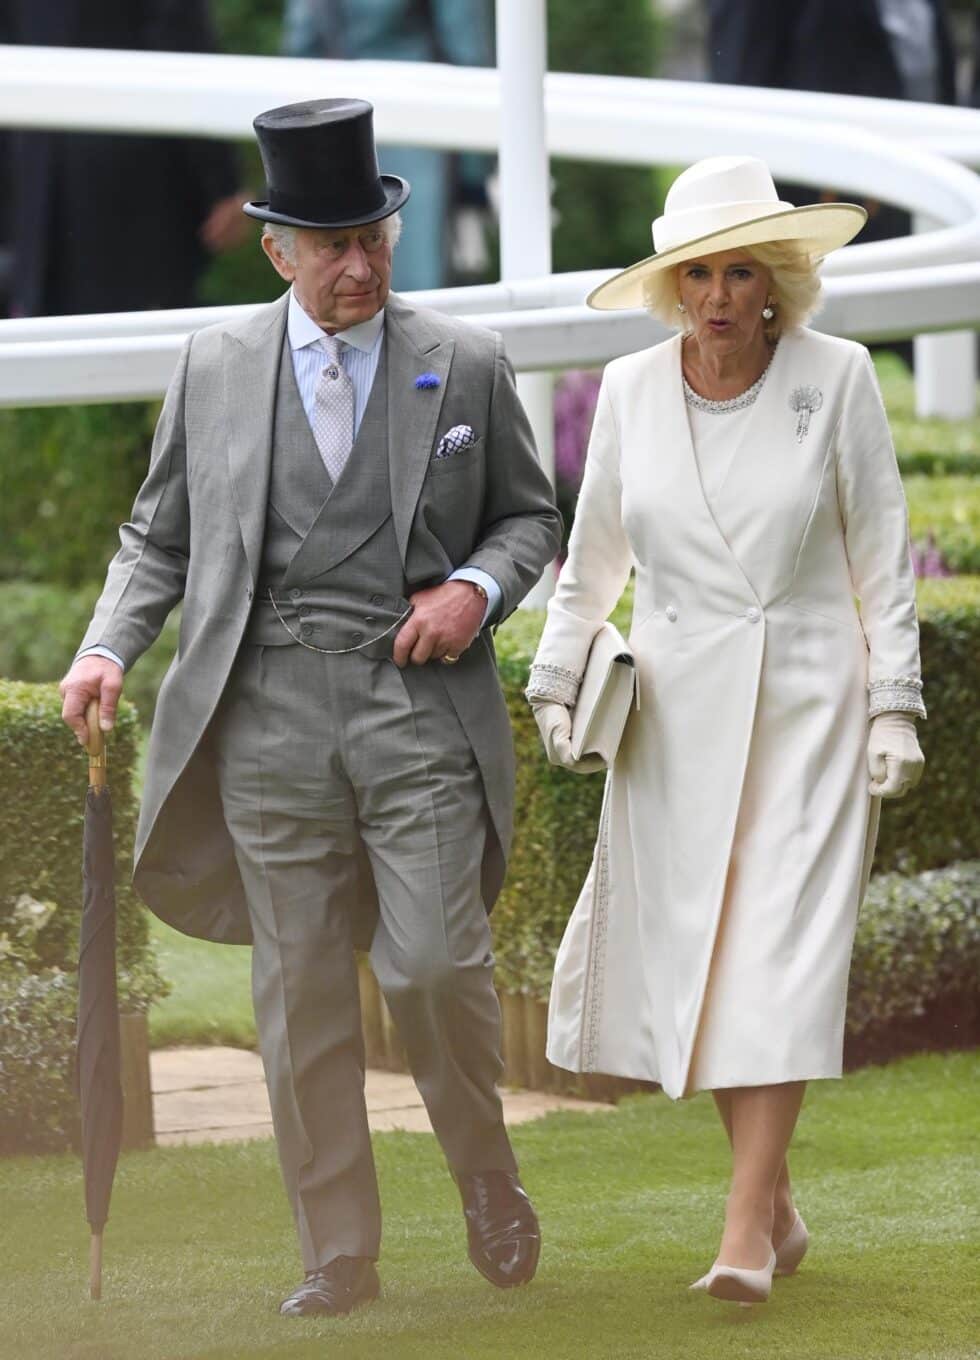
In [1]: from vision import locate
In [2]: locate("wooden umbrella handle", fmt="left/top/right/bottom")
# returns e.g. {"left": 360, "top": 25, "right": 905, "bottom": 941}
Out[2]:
{"left": 85, "top": 699, "right": 108, "bottom": 791}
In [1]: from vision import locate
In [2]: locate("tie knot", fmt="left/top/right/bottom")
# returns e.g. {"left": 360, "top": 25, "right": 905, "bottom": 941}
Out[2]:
{"left": 319, "top": 334, "right": 343, "bottom": 363}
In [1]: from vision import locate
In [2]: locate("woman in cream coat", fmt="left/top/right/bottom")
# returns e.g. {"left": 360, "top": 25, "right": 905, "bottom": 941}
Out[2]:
{"left": 526, "top": 156, "right": 926, "bottom": 1305}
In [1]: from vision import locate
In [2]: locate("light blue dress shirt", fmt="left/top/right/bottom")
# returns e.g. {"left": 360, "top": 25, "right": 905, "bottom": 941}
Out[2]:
{"left": 80, "top": 290, "right": 500, "bottom": 670}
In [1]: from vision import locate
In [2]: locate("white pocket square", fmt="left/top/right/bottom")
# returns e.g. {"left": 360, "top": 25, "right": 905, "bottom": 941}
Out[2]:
{"left": 434, "top": 424, "right": 478, "bottom": 460}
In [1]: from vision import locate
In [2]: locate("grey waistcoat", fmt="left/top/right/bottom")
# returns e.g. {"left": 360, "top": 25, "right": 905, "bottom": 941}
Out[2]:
{"left": 245, "top": 337, "right": 410, "bottom": 655}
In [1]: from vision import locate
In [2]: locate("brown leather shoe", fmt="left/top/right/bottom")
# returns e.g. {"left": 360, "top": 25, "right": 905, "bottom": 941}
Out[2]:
{"left": 457, "top": 1171, "right": 541, "bottom": 1288}
{"left": 279, "top": 1255, "right": 380, "bottom": 1317}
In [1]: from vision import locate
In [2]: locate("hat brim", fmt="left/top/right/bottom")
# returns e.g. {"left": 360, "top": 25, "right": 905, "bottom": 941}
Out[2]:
{"left": 242, "top": 175, "right": 410, "bottom": 230}
{"left": 586, "top": 202, "right": 868, "bottom": 311}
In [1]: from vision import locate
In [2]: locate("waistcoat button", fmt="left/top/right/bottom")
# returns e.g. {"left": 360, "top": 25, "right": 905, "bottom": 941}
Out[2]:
{"left": 289, "top": 588, "right": 302, "bottom": 601}
{"left": 370, "top": 594, "right": 384, "bottom": 606}
{"left": 746, "top": 606, "right": 761, "bottom": 623}
{"left": 300, "top": 624, "right": 313, "bottom": 638}
{"left": 665, "top": 605, "right": 678, "bottom": 622}
{"left": 351, "top": 631, "right": 364, "bottom": 645}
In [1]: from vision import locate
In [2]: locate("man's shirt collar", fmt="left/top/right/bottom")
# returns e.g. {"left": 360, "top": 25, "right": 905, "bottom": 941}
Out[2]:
{"left": 287, "top": 287, "right": 385, "bottom": 354}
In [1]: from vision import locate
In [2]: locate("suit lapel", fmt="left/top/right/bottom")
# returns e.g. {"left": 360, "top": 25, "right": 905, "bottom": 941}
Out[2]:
{"left": 223, "top": 293, "right": 290, "bottom": 586}
{"left": 384, "top": 294, "right": 454, "bottom": 565}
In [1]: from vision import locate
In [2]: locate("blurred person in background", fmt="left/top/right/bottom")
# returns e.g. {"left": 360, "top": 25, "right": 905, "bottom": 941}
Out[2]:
{"left": 707, "top": 0, "right": 958, "bottom": 248}
{"left": 282, "top": 0, "right": 494, "bottom": 292}
{"left": 2, "top": 0, "right": 249, "bottom": 317}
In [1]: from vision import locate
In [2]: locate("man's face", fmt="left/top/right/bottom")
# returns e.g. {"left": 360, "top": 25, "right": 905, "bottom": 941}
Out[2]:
{"left": 263, "top": 223, "right": 393, "bottom": 331}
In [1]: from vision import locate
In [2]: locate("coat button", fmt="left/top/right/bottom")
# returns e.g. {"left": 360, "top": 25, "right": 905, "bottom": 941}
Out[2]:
{"left": 665, "top": 605, "right": 678, "bottom": 622}
{"left": 289, "top": 588, "right": 302, "bottom": 600}
{"left": 300, "top": 624, "right": 313, "bottom": 638}
{"left": 298, "top": 605, "right": 311, "bottom": 617}
{"left": 746, "top": 605, "right": 761, "bottom": 623}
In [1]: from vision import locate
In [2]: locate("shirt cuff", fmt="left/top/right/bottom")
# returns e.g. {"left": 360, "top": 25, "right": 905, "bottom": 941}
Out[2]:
{"left": 76, "top": 645, "right": 126, "bottom": 672}
{"left": 447, "top": 567, "right": 502, "bottom": 627}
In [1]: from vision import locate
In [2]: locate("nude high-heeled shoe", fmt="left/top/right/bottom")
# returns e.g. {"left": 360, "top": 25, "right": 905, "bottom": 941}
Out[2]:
{"left": 773, "top": 1212, "right": 809, "bottom": 1276}
{"left": 690, "top": 1249, "right": 777, "bottom": 1304}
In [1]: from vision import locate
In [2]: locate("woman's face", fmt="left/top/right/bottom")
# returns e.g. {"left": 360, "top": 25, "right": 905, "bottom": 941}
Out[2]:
{"left": 676, "top": 249, "right": 772, "bottom": 359}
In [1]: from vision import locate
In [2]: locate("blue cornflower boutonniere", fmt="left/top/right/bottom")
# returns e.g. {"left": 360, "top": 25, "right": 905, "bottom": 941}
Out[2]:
{"left": 415, "top": 372, "right": 441, "bottom": 390}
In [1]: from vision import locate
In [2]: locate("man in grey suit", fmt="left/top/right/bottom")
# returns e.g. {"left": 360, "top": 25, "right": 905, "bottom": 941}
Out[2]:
{"left": 60, "top": 98, "right": 561, "bottom": 1318}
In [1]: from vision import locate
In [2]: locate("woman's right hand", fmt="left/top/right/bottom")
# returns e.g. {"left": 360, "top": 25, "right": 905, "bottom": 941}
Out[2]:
{"left": 532, "top": 702, "right": 606, "bottom": 774}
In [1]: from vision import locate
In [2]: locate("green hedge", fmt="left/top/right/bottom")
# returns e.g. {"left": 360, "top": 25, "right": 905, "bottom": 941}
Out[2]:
{"left": 0, "top": 402, "right": 160, "bottom": 587}
{"left": 845, "top": 861, "right": 980, "bottom": 1065}
{"left": 0, "top": 681, "right": 166, "bottom": 1154}
{"left": 0, "top": 965, "right": 81, "bottom": 1154}
{"left": 0, "top": 582, "right": 180, "bottom": 729}
{"left": 904, "top": 476, "right": 980, "bottom": 574}
{"left": 0, "top": 680, "right": 162, "bottom": 988}
{"left": 491, "top": 576, "right": 980, "bottom": 999}
{"left": 875, "top": 353, "right": 980, "bottom": 477}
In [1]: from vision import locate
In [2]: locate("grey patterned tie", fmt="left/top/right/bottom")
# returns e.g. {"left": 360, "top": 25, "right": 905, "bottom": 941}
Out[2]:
{"left": 311, "top": 335, "right": 354, "bottom": 483}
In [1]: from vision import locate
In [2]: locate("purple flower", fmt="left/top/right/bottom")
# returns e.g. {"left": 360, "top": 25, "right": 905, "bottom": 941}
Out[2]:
{"left": 415, "top": 372, "right": 441, "bottom": 390}
{"left": 910, "top": 532, "right": 953, "bottom": 579}
{"left": 554, "top": 370, "right": 602, "bottom": 489}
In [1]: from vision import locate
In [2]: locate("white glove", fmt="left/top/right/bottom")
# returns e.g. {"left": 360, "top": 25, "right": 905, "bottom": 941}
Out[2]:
{"left": 867, "top": 713, "right": 924, "bottom": 799}
{"left": 532, "top": 702, "right": 606, "bottom": 775}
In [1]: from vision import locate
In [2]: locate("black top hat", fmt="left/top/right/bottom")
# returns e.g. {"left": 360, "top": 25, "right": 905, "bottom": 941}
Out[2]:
{"left": 243, "top": 98, "right": 410, "bottom": 230}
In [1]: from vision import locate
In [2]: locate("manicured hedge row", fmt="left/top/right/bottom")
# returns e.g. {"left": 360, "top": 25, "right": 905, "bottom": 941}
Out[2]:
{"left": 491, "top": 576, "right": 980, "bottom": 998}
{"left": 844, "top": 861, "right": 980, "bottom": 1065}
{"left": 904, "top": 476, "right": 980, "bottom": 575}
{"left": 0, "top": 680, "right": 162, "bottom": 989}
{"left": 0, "top": 681, "right": 165, "bottom": 1154}
{"left": 897, "top": 451, "right": 980, "bottom": 478}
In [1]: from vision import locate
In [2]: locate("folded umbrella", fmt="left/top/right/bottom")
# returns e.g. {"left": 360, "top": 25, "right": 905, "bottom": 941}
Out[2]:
{"left": 76, "top": 699, "right": 123, "bottom": 1301}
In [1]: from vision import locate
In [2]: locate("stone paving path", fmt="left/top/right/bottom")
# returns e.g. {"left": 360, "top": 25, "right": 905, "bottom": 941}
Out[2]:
{"left": 152, "top": 1047, "right": 609, "bottom": 1146}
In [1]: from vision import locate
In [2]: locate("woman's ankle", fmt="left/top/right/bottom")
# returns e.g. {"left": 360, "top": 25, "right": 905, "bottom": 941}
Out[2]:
{"left": 772, "top": 1193, "right": 797, "bottom": 1243}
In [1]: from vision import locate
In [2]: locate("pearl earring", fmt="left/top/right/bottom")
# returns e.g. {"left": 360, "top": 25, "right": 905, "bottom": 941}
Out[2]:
{"left": 676, "top": 301, "right": 687, "bottom": 312}
{"left": 762, "top": 301, "right": 775, "bottom": 320}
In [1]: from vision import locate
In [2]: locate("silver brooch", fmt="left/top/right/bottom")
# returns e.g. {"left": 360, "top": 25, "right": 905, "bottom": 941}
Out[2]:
{"left": 789, "top": 386, "right": 823, "bottom": 443}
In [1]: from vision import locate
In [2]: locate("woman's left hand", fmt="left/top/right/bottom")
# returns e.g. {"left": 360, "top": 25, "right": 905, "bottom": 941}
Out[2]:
{"left": 532, "top": 701, "right": 607, "bottom": 774}
{"left": 867, "top": 713, "right": 924, "bottom": 798}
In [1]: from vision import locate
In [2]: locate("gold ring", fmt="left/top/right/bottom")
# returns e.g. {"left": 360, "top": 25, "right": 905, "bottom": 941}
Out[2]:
{"left": 441, "top": 654, "right": 460, "bottom": 665}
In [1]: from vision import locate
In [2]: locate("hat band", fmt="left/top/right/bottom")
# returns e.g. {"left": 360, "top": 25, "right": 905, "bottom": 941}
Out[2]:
{"left": 653, "top": 199, "right": 793, "bottom": 254}
{"left": 268, "top": 179, "right": 388, "bottom": 224}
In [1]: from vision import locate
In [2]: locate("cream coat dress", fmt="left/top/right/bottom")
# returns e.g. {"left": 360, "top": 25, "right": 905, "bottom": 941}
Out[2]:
{"left": 528, "top": 327, "right": 925, "bottom": 1099}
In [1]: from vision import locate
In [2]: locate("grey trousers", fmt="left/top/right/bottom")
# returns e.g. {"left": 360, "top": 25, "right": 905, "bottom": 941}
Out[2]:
{"left": 211, "top": 643, "right": 516, "bottom": 1270}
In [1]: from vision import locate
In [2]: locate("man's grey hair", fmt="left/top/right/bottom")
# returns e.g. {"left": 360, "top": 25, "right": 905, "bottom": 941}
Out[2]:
{"left": 262, "top": 212, "right": 402, "bottom": 265}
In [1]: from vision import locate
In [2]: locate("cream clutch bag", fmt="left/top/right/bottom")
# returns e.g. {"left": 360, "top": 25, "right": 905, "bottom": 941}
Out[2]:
{"left": 569, "top": 621, "right": 638, "bottom": 764}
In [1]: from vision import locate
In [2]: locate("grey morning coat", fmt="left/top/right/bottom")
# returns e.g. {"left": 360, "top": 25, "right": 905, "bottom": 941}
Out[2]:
{"left": 79, "top": 291, "right": 562, "bottom": 947}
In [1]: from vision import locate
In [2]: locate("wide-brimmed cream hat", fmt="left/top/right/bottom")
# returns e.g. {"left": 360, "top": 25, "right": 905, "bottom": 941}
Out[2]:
{"left": 587, "top": 155, "right": 866, "bottom": 311}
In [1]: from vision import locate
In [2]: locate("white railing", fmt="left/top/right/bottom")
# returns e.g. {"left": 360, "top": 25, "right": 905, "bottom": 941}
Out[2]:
{"left": 1, "top": 263, "right": 978, "bottom": 407}
{"left": 1, "top": 44, "right": 978, "bottom": 414}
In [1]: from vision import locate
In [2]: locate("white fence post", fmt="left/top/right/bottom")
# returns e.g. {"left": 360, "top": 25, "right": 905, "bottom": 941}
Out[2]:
{"left": 914, "top": 330, "right": 978, "bottom": 420}
{"left": 913, "top": 213, "right": 978, "bottom": 418}
{"left": 496, "top": 0, "right": 556, "bottom": 609}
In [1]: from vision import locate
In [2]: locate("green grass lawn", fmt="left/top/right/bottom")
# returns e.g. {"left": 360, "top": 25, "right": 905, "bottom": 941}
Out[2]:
{"left": 0, "top": 1052, "right": 975, "bottom": 1360}
{"left": 148, "top": 912, "right": 255, "bottom": 1049}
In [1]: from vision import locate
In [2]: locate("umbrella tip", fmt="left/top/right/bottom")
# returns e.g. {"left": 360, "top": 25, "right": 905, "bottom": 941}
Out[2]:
{"left": 89, "top": 1231, "right": 104, "bottom": 1301}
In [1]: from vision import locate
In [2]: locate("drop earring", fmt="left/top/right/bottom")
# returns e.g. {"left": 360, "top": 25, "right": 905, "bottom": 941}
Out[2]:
{"left": 676, "top": 301, "right": 687, "bottom": 312}
{"left": 762, "top": 299, "right": 775, "bottom": 320}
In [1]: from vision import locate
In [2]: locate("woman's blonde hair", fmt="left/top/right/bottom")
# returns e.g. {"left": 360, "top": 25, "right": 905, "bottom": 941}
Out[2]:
{"left": 642, "top": 240, "right": 823, "bottom": 340}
